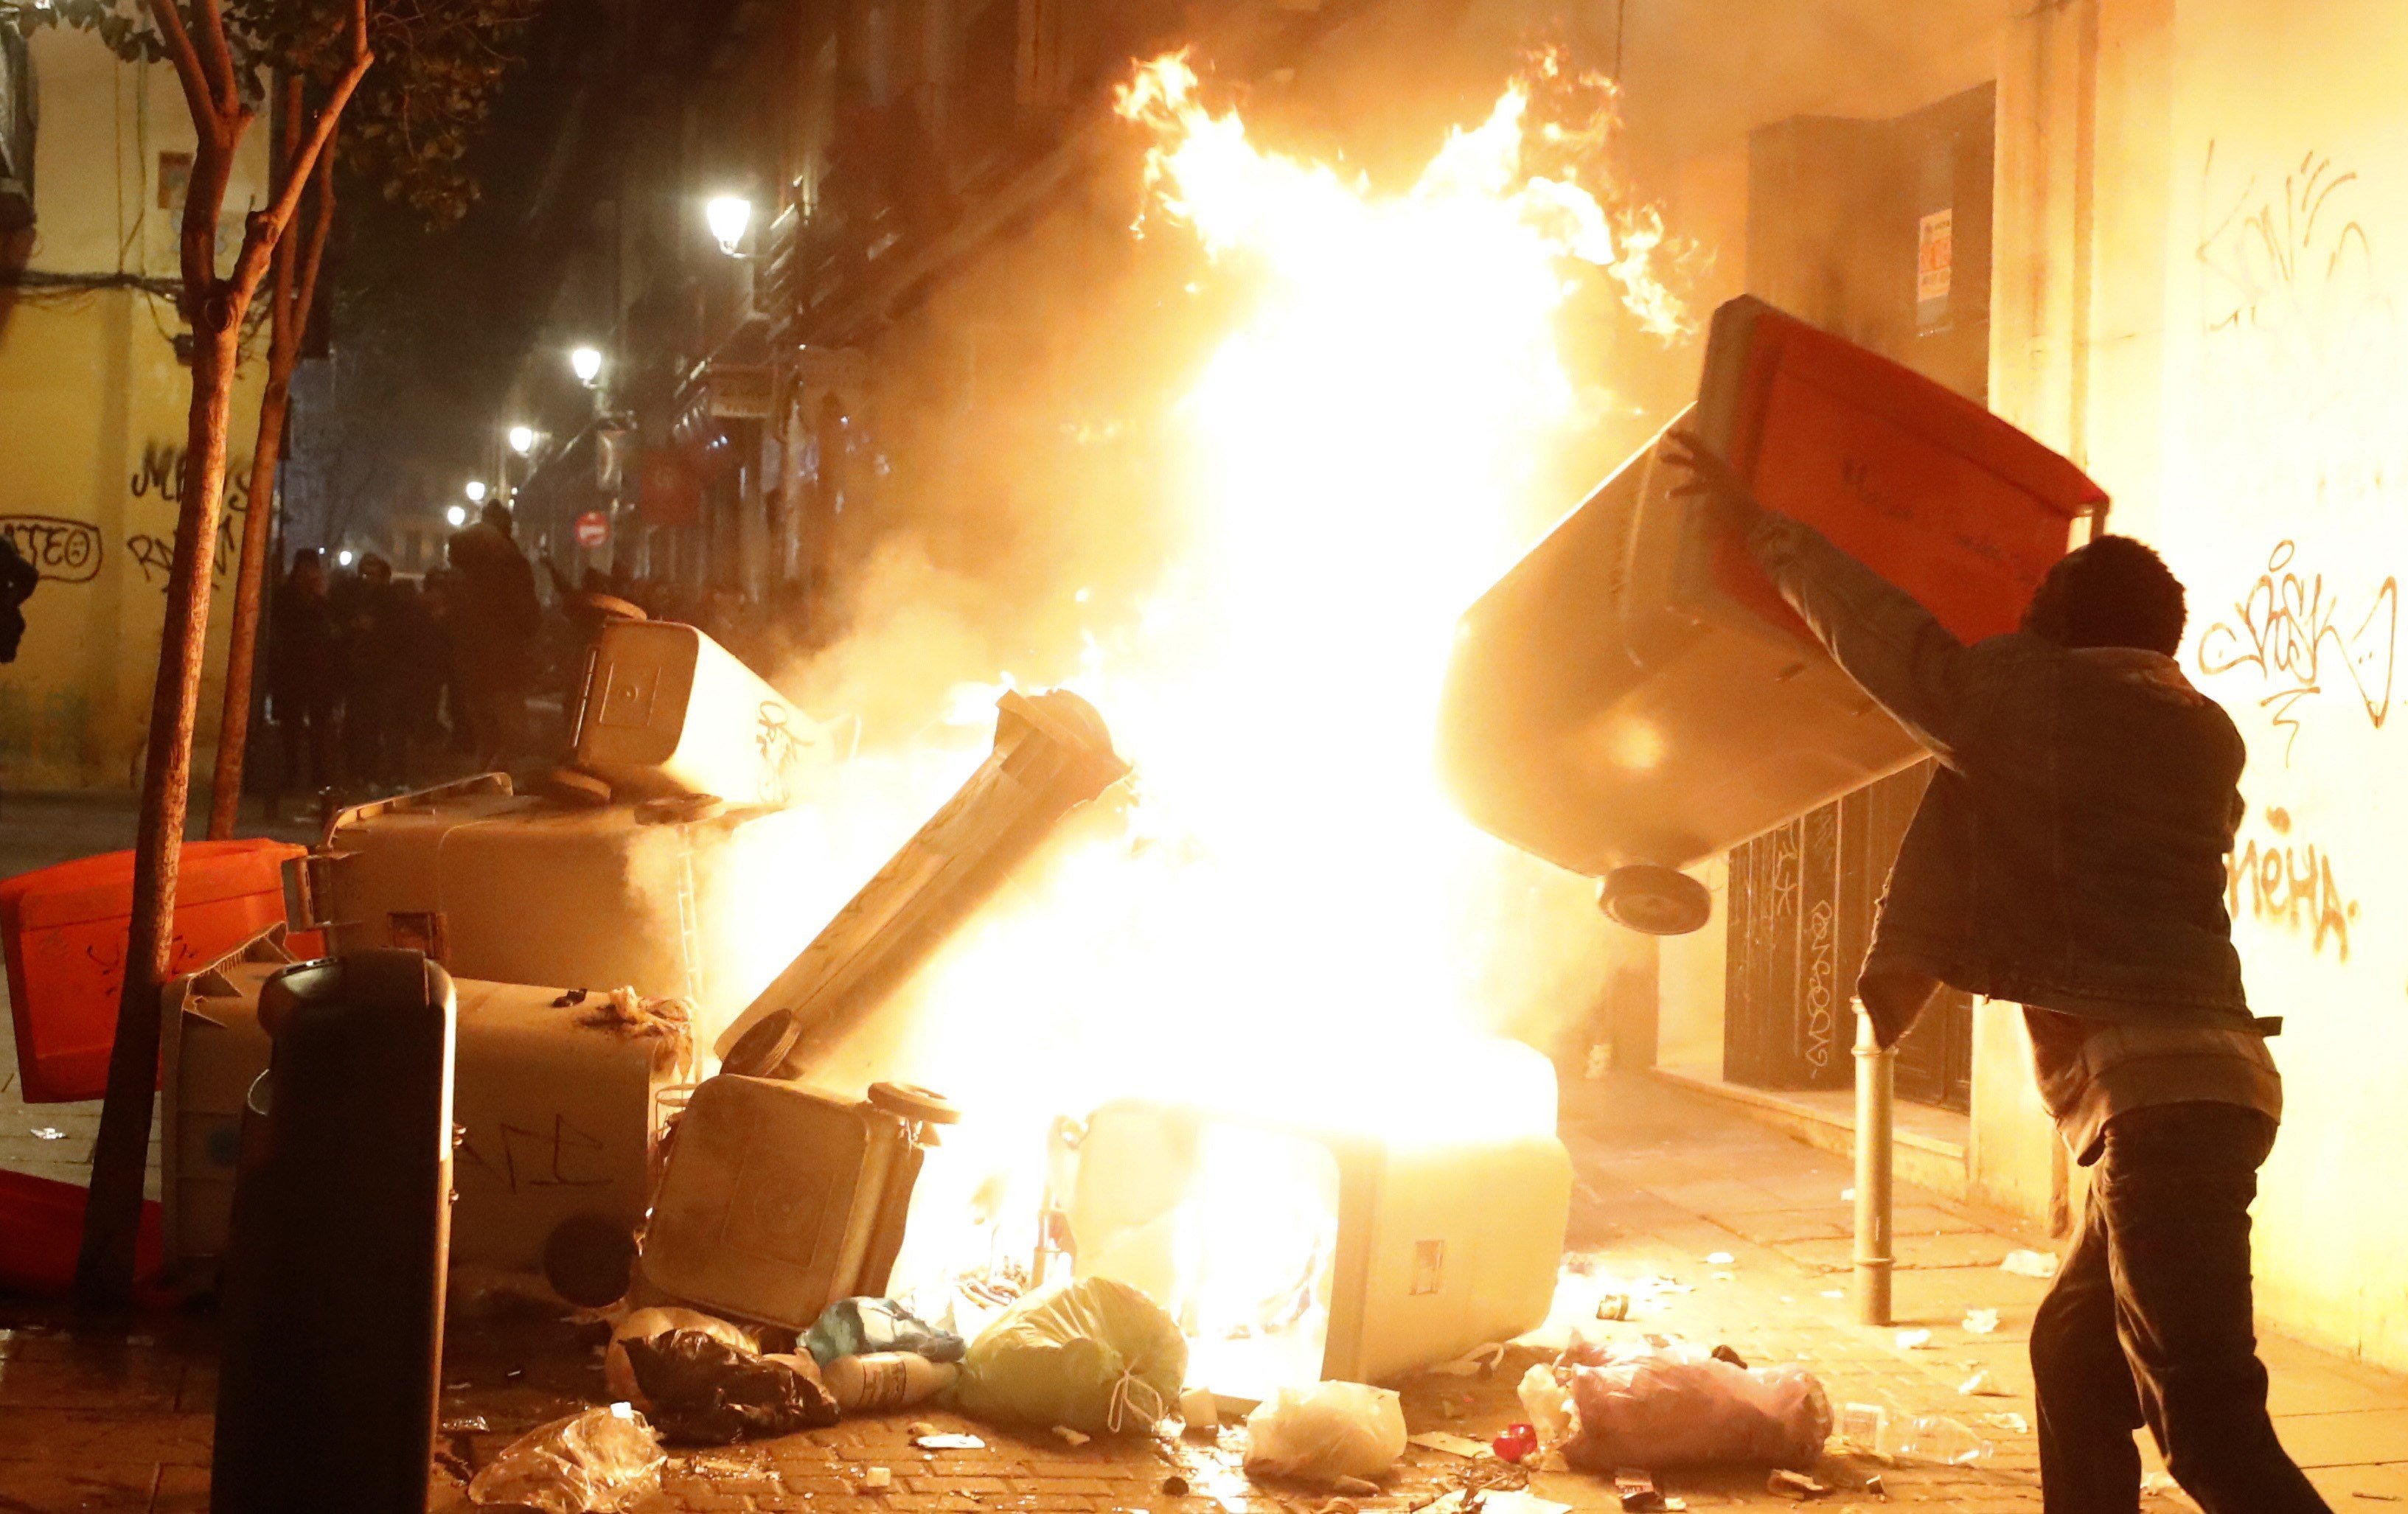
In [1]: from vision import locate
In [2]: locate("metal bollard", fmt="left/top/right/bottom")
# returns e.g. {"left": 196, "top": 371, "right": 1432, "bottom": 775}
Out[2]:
{"left": 1853, "top": 1001, "right": 1896, "bottom": 1327}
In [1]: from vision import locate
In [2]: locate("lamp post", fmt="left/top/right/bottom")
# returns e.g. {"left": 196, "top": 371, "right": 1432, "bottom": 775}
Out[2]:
{"left": 507, "top": 424, "right": 537, "bottom": 457}
{"left": 570, "top": 345, "right": 604, "bottom": 388}
{"left": 465, "top": 479, "right": 488, "bottom": 505}
{"left": 446, "top": 503, "right": 469, "bottom": 529}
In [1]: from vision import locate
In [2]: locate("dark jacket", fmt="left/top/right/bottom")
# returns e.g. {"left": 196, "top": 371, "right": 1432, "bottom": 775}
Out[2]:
{"left": 1745, "top": 512, "right": 2252, "bottom": 1043}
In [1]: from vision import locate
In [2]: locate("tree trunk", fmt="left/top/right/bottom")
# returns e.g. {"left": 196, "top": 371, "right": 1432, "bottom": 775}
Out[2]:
{"left": 206, "top": 324, "right": 294, "bottom": 839}
{"left": 74, "top": 304, "right": 247, "bottom": 1307}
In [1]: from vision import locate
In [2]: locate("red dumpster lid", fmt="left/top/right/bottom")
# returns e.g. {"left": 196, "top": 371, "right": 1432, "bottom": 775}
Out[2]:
{"left": 0, "top": 840, "right": 302, "bottom": 932}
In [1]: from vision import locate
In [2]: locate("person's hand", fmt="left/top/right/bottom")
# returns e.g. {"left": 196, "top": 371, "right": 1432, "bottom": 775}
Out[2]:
{"left": 1663, "top": 428, "right": 1766, "bottom": 537}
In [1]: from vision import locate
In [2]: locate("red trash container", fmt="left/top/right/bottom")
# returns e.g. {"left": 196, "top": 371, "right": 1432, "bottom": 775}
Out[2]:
{"left": 1, "top": 838, "right": 306, "bottom": 1103}
{"left": 1438, "top": 296, "right": 2105, "bottom": 933}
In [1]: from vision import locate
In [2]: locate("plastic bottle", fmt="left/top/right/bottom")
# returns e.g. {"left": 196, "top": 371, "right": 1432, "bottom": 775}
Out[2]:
{"left": 823, "top": 1352, "right": 958, "bottom": 1413}
{"left": 1882, "top": 1413, "right": 1995, "bottom": 1466}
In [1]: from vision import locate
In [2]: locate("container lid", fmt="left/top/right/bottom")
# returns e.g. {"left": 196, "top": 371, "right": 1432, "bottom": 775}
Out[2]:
{"left": 0, "top": 839, "right": 304, "bottom": 933}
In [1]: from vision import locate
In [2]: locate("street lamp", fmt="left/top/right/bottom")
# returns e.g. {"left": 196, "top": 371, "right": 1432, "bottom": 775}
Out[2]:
{"left": 706, "top": 194, "right": 754, "bottom": 257}
{"left": 446, "top": 503, "right": 469, "bottom": 528}
{"left": 465, "top": 480, "right": 489, "bottom": 503}
{"left": 507, "top": 424, "right": 537, "bottom": 456}
{"left": 570, "top": 345, "right": 604, "bottom": 386}
{"left": 336, "top": 548, "right": 356, "bottom": 568}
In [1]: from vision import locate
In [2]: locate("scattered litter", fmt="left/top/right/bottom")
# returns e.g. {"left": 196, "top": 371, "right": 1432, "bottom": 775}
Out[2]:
{"left": 1180, "top": 1386, "right": 1219, "bottom": 1432}
{"left": 1979, "top": 1412, "right": 2031, "bottom": 1435}
{"left": 908, "top": 1420, "right": 936, "bottom": 1437}
{"left": 860, "top": 1467, "right": 894, "bottom": 1491}
{"left": 605, "top": 1308, "right": 760, "bottom": 1409}
{"left": 1318, "top": 1500, "right": 1358, "bottom": 1514}
{"left": 1480, "top": 1493, "right": 1570, "bottom": 1514}
{"left": 805, "top": 1297, "right": 966, "bottom": 1367}
{"left": 2140, "top": 1471, "right": 2178, "bottom": 1497}
{"left": 913, "top": 1434, "right": 986, "bottom": 1451}
{"left": 1332, "top": 1476, "right": 1382, "bottom": 1498}
{"left": 619, "top": 1329, "right": 839, "bottom": 1445}
{"left": 1958, "top": 1367, "right": 2006, "bottom": 1397}
{"left": 442, "top": 1416, "right": 490, "bottom": 1434}
{"left": 827, "top": 1353, "right": 958, "bottom": 1414}
{"left": 957, "top": 1277, "right": 1185, "bottom": 1436}
{"left": 1862, "top": 1472, "right": 1887, "bottom": 1499}
{"left": 1836, "top": 1403, "right": 1887, "bottom": 1445}
{"left": 1407, "top": 1432, "right": 1494, "bottom": 1459}
{"left": 1705, "top": 1252, "right": 1736, "bottom": 1266}
{"left": 1053, "top": 1426, "right": 1090, "bottom": 1447}
{"left": 1710, "top": 1344, "right": 1750, "bottom": 1370}
{"left": 1244, "top": 1381, "right": 1406, "bottom": 1483}
{"left": 1712, "top": 1272, "right": 1736, "bottom": 1283}
{"left": 1840, "top": 1188, "right": 1856, "bottom": 1202}
{"left": 1885, "top": 1414, "right": 1994, "bottom": 1465}
{"left": 1491, "top": 1423, "right": 1538, "bottom": 1464}
{"left": 2350, "top": 1492, "right": 2403, "bottom": 1502}
{"left": 28, "top": 1128, "right": 64, "bottom": 1142}
{"left": 1893, "top": 1330, "right": 1932, "bottom": 1350}
{"left": 467, "top": 1403, "right": 665, "bottom": 1513}
{"left": 1596, "top": 1292, "right": 1632, "bottom": 1322}
{"left": 1820, "top": 1289, "right": 1845, "bottom": 1301}
{"left": 2001, "top": 1249, "right": 2060, "bottom": 1280}
{"left": 1614, "top": 1468, "right": 1662, "bottom": 1511}
{"left": 1161, "top": 1475, "right": 1191, "bottom": 1496}
{"left": 1766, "top": 1468, "right": 1828, "bottom": 1500}
{"left": 1517, "top": 1363, "right": 1576, "bottom": 1449}
{"left": 1962, "top": 1308, "right": 2000, "bottom": 1336}
{"left": 1427, "top": 1343, "right": 1509, "bottom": 1378}
{"left": 1556, "top": 1339, "right": 1829, "bottom": 1471}
{"left": 551, "top": 988, "right": 589, "bottom": 1008}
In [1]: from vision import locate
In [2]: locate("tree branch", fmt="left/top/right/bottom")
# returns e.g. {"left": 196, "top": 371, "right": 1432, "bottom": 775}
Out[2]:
{"left": 140, "top": 0, "right": 218, "bottom": 140}
{"left": 291, "top": 141, "right": 338, "bottom": 343}
{"left": 227, "top": 7, "right": 371, "bottom": 303}
{"left": 187, "top": 0, "right": 242, "bottom": 117}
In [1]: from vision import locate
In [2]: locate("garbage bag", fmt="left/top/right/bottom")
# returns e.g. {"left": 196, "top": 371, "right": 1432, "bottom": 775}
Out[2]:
{"left": 605, "top": 1307, "right": 759, "bottom": 1408}
{"left": 1242, "top": 1381, "right": 1407, "bottom": 1483}
{"left": 619, "top": 1330, "right": 842, "bottom": 1445}
{"left": 805, "top": 1296, "right": 967, "bottom": 1367}
{"left": 956, "top": 1277, "right": 1187, "bottom": 1437}
{"left": 1554, "top": 1340, "right": 1830, "bottom": 1471}
{"left": 467, "top": 1403, "right": 665, "bottom": 1513}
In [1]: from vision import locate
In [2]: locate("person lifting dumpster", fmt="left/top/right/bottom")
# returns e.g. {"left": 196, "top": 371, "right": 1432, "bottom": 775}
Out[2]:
{"left": 1663, "top": 425, "right": 2325, "bottom": 1514}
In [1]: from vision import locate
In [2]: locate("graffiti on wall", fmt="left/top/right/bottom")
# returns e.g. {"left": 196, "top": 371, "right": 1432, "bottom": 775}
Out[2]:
{"left": 125, "top": 441, "right": 254, "bottom": 592}
{"left": 2229, "top": 806, "right": 2359, "bottom": 961}
{"left": 0, "top": 516, "right": 105, "bottom": 584}
{"left": 2196, "top": 540, "right": 2398, "bottom": 762}
{"left": 2194, "top": 144, "right": 2403, "bottom": 511}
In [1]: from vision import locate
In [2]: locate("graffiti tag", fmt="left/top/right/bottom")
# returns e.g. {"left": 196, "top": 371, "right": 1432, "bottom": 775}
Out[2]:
{"left": 0, "top": 515, "right": 105, "bottom": 584}
{"left": 2228, "top": 806, "right": 2359, "bottom": 960}
{"left": 2197, "top": 540, "right": 2397, "bottom": 763}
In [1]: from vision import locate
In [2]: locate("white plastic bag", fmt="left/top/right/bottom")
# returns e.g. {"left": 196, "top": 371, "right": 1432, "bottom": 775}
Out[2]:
{"left": 1244, "top": 1381, "right": 1407, "bottom": 1483}
{"left": 467, "top": 1403, "right": 666, "bottom": 1513}
{"left": 1517, "top": 1362, "right": 1579, "bottom": 1448}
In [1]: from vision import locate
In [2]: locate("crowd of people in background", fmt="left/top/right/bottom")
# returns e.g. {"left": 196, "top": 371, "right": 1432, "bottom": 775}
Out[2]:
{"left": 260, "top": 502, "right": 797, "bottom": 808}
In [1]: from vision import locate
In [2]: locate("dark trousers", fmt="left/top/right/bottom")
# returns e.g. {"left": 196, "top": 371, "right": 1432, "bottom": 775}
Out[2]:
{"left": 2031, "top": 1102, "right": 2330, "bottom": 1513}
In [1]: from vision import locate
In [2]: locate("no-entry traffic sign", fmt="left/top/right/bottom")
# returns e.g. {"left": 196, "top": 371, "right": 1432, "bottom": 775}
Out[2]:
{"left": 574, "top": 509, "right": 610, "bottom": 548}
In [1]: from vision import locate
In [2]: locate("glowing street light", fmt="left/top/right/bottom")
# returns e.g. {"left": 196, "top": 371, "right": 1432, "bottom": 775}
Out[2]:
{"left": 570, "top": 345, "right": 604, "bottom": 386}
{"left": 465, "top": 479, "right": 489, "bottom": 503}
{"left": 507, "top": 424, "right": 537, "bottom": 456}
{"left": 706, "top": 194, "right": 754, "bottom": 257}
{"left": 446, "top": 503, "right": 469, "bottom": 528}
{"left": 336, "top": 548, "right": 356, "bottom": 568}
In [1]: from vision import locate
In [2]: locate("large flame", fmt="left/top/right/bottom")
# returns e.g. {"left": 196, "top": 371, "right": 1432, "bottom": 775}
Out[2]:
{"left": 720, "top": 52, "right": 1685, "bottom": 1351}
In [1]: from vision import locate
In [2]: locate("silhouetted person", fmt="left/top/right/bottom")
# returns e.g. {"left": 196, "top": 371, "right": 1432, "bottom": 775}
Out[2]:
{"left": 268, "top": 548, "right": 342, "bottom": 805}
{"left": 0, "top": 533, "right": 35, "bottom": 662}
{"left": 392, "top": 574, "right": 452, "bottom": 784}
{"left": 339, "top": 554, "right": 407, "bottom": 789}
{"left": 1668, "top": 432, "right": 2325, "bottom": 1514}
{"left": 447, "top": 502, "right": 540, "bottom": 770}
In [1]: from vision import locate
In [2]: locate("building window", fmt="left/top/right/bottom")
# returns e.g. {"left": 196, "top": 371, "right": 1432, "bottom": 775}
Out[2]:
{"left": 0, "top": 30, "right": 33, "bottom": 231}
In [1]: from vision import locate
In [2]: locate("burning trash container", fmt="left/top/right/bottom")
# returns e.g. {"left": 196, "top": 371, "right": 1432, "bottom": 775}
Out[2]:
{"left": 1438, "top": 296, "right": 2105, "bottom": 933}
{"left": 715, "top": 688, "right": 1130, "bottom": 1080}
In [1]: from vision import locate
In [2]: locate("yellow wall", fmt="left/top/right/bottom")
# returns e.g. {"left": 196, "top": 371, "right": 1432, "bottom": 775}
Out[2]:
{"left": 0, "top": 31, "right": 268, "bottom": 791}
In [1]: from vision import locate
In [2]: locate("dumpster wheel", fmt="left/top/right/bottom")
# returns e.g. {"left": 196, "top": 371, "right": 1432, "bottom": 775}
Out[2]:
{"left": 1598, "top": 865, "right": 1712, "bottom": 936}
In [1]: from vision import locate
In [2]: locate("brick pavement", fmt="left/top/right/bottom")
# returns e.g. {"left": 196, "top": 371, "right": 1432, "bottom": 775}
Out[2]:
{"left": 4, "top": 798, "right": 2407, "bottom": 1510}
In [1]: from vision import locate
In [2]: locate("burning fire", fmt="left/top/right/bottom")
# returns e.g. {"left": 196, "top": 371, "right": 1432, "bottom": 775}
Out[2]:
{"left": 725, "top": 51, "right": 1688, "bottom": 1378}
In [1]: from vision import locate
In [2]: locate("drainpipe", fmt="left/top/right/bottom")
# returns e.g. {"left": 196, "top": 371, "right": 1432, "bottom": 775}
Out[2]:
{"left": 1853, "top": 1000, "right": 1895, "bottom": 1327}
